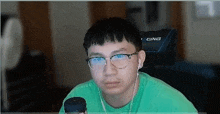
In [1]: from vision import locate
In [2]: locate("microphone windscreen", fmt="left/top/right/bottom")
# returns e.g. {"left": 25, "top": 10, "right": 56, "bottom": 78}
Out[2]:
{"left": 64, "top": 97, "right": 87, "bottom": 112}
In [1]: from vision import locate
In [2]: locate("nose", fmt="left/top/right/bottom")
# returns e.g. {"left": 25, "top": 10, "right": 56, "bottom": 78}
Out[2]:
{"left": 103, "top": 59, "right": 117, "bottom": 76}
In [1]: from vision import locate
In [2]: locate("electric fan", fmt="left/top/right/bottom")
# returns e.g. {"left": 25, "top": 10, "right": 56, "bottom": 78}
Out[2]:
{"left": 1, "top": 15, "right": 23, "bottom": 111}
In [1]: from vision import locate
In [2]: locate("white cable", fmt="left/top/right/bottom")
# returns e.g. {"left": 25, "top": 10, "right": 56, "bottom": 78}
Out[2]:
{"left": 99, "top": 88, "right": 107, "bottom": 114}
{"left": 129, "top": 71, "right": 139, "bottom": 114}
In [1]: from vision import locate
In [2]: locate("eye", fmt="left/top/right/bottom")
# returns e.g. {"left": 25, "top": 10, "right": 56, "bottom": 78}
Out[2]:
{"left": 112, "top": 54, "right": 127, "bottom": 60}
{"left": 90, "top": 57, "right": 105, "bottom": 64}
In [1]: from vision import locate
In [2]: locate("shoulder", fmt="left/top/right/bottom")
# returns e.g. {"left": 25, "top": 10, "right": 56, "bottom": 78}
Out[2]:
{"left": 139, "top": 72, "right": 185, "bottom": 96}
{"left": 64, "top": 80, "right": 98, "bottom": 101}
{"left": 139, "top": 72, "right": 181, "bottom": 98}
{"left": 139, "top": 72, "right": 197, "bottom": 112}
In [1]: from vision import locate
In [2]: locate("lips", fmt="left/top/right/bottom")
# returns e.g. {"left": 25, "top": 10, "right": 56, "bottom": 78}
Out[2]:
{"left": 105, "top": 82, "right": 120, "bottom": 88}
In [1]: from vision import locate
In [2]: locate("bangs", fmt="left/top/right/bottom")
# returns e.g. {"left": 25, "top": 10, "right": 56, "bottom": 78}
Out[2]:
{"left": 89, "top": 32, "right": 124, "bottom": 46}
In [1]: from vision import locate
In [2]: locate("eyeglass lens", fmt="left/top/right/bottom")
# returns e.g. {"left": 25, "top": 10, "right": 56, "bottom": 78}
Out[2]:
{"left": 89, "top": 54, "right": 129, "bottom": 69}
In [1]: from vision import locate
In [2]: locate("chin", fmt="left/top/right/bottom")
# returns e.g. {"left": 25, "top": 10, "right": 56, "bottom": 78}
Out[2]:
{"left": 103, "top": 87, "right": 124, "bottom": 95}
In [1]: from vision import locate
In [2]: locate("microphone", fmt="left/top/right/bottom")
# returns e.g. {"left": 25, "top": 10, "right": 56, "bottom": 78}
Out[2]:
{"left": 64, "top": 97, "right": 87, "bottom": 113}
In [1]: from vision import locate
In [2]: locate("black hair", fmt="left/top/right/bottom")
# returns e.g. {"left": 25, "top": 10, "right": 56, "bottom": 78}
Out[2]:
{"left": 83, "top": 17, "right": 142, "bottom": 55}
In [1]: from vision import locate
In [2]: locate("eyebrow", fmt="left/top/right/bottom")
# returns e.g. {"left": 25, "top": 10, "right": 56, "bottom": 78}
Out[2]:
{"left": 111, "top": 48, "right": 127, "bottom": 54}
{"left": 88, "top": 52, "right": 103, "bottom": 57}
{"left": 89, "top": 48, "right": 127, "bottom": 57}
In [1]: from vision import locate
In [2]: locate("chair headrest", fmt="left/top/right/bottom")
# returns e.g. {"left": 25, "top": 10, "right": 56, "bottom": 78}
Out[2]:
{"left": 141, "top": 29, "right": 178, "bottom": 67}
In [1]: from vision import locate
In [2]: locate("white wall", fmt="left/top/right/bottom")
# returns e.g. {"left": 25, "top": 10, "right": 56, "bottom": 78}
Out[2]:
{"left": 1, "top": 2, "right": 18, "bottom": 15}
{"left": 126, "top": 2, "right": 171, "bottom": 31}
{"left": 49, "top": 2, "right": 92, "bottom": 87}
{"left": 183, "top": 2, "right": 220, "bottom": 64}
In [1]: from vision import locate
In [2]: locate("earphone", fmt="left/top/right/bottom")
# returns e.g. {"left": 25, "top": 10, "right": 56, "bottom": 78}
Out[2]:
{"left": 138, "top": 59, "right": 142, "bottom": 69}
{"left": 137, "top": 59, "right": 142, "bottom": 78}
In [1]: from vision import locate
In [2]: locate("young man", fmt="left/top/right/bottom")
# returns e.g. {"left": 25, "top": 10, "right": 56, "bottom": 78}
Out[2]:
{"left": 59, "top": 17, "right": 197, "bottom": 113}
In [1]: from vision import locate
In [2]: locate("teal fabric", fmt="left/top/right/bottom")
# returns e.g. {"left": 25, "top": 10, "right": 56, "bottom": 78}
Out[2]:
{"left": 59, "top": 72, "right": 198, "bottom": 114}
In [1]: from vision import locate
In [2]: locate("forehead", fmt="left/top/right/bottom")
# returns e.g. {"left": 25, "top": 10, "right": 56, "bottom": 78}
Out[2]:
{"left": 88, "top": 39, "right": 136, "bottom": 57}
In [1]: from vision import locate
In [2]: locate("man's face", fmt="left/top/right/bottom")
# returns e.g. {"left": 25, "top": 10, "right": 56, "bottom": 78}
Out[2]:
{"left": 87, "top": 38, "right": 142, "bottom": 96}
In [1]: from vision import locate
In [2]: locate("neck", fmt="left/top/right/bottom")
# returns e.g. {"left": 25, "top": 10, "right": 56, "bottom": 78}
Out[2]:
{"left": 102, "top": 77, "right": 139, "bottom": 108}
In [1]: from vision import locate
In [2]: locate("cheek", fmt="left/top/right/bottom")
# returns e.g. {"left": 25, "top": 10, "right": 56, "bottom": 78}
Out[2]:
{"left": 90, "top": 70, "right": 103, "bottom": 83}
{"left": 122, "top": 70, "right": 136, "bottom": 83}
{"left": 120, "top": 61, "right": 138, "bottom": 81}
{"left": 124, "top": 60, "right": 138, "bottom": 74}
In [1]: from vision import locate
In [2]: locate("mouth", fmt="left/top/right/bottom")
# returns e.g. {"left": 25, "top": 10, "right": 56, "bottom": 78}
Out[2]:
{"left": 104, "top": 81, "right": 120, "bottom": 88}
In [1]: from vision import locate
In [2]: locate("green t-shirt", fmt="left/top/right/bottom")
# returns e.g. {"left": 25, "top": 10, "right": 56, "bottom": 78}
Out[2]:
{"left": 59, "top": 72, "right": 198, "bottom": 114}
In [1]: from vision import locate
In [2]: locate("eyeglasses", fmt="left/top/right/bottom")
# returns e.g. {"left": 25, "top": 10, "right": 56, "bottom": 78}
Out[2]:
{"left": 86, "top": 52, "right": 138, "bottom": 70}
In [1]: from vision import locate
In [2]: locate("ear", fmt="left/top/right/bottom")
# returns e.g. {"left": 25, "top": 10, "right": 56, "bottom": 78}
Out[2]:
{"left": 137, "top": 50, "right": 146, "bottom": 69}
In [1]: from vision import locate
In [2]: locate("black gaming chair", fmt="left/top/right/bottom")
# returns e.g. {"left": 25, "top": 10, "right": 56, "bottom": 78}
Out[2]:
{"left": 140, "top": 28, "right": 220, "bottom": 113}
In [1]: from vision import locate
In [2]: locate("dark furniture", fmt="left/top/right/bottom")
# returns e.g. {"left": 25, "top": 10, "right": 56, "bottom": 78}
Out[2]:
{"left": 2, "top": 47, "right": 50, "bottom": 112}
{"left": 1, "top": 46, "right": 71, "bottom": 112}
